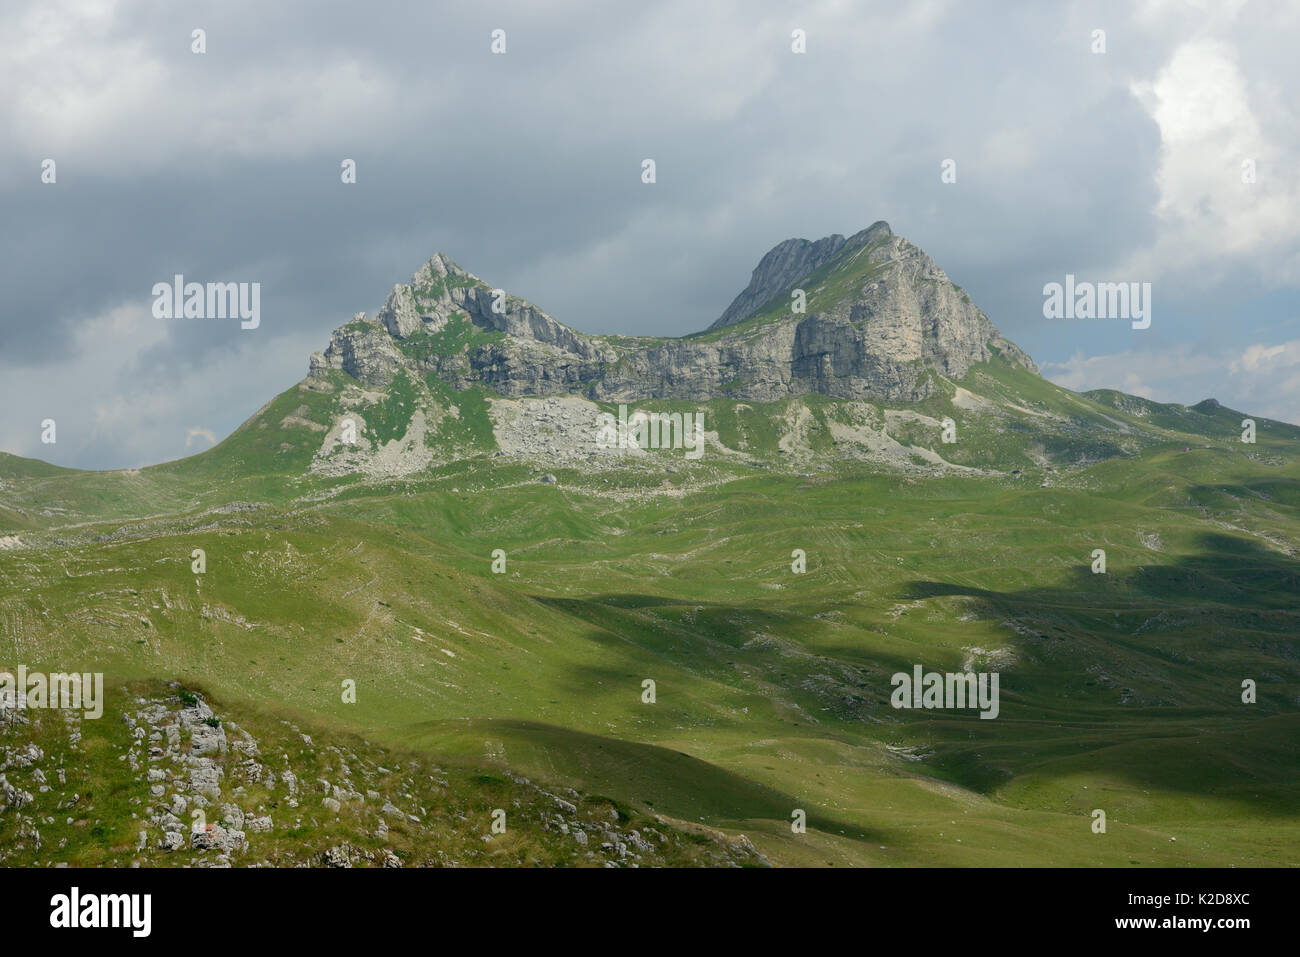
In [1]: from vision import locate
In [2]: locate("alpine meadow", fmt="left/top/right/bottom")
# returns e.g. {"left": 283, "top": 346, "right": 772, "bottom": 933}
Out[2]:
{"left": 3, "top": 221, "right": 1297, "bottom": 870}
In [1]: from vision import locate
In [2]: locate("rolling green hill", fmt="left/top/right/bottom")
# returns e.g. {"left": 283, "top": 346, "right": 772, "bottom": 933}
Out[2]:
{"left": 3, "top": 379, "right": 1297, "bottom": 866}
{"left": 3, "top": 231, "right": 1297, "bottom": 868}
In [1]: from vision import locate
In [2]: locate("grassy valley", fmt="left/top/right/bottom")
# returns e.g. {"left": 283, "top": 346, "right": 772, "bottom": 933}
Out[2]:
{"left": 3, "top": 355, "right": 1297, "bottom": 867}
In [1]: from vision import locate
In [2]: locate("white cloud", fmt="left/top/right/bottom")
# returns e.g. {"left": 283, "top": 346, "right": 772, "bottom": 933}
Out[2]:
{"left": 1125, "top": 36, "right": 1300, "bottom": 283}
{"left": 185, "top": 427, "right": 217, "bottom": 448}
{"left": 1229, "top": 341, "right": 1292, "bottom": 374}
{"left": 0, "top": 300, "right": 319, "bottom": 469}
{"left": 1044, "top": 334, "right": 1300, "bottom": 425}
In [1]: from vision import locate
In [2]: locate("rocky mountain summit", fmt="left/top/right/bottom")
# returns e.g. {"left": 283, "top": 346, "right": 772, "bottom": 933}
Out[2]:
{"left": 710, "top": 221, "right": 890, "bottom": 330}
{"left": 34, "top": 220, "right": 1242, "bottom": 491}
{"left": 308, "top": 223, "right": 1036, "bottom": 405}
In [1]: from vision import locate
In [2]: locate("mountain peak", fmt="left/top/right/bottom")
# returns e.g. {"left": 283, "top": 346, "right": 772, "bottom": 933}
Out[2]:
{"left": 849, "top": 219, "right": 892, "bottom": 244}
{"left": 710, "top": 221, "right": 893, "bottom": 331}
{"left": 412, "top": 252, "right": 468, "bottom": 286}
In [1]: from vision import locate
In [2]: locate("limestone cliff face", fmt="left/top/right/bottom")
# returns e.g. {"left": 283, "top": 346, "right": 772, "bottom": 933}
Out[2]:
{"left": 308, "top": 223, "right": 1037, "bottom": 403}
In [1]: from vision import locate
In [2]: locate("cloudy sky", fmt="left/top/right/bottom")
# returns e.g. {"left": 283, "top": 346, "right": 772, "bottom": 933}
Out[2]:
{"left": 2, "top": 0, "right": 1298, "bottom": 470}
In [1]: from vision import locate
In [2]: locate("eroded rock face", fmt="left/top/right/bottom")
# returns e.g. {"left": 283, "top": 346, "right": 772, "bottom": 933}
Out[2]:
{"left": 710, "top": 224, "right": 879, "bottom": 330}
{"left": 310, "top": 315, "right": 407, "bottom": 388}
{"left": 378, "top": 286, "right": 422, "bottom": 339}
{"left": 307, "top": 222, "right": 1036, "bottom": 404}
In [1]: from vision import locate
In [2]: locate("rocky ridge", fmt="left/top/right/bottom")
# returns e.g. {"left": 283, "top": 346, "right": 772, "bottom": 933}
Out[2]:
{"left": 308, "top": 222, "right": 1036, "bottom": 406}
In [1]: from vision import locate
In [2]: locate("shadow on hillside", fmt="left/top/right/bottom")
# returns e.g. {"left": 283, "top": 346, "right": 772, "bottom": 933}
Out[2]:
{"left": 898, "top": 531, "right": 1300, "bottom": 809}
{"left": 1189, "top": 478, "right": 1300, "bottom": 511}
{"left": 904, "top": 531, "right": 1300, "bottom": 612}
{"left": 528, "top": 533, "right": 1300, "bottom": 814}
{"left": 524, "top": 592, "right": 931, "bottom": 840}
{"left": 399, "top": 716, "right": 885, "bottom": 845}
{"left": 532, "top": 591, "right": 927, "bottom": 719}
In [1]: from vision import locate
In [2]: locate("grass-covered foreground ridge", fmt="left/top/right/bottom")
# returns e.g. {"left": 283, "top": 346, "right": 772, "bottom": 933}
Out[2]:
{"left": 1, "top": 355, "right": 1298, "bottom": 866}
{"left": 0, "top": 679, "right": 763, "bottom": 867}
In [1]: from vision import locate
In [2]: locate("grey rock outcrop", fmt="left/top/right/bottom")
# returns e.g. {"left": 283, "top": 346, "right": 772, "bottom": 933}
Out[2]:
{"left": 307, "top": 223, "right": 1037, "bottom": 406}
{"left": 379, "top": 288, "right": 422, "bottom": 339}
{"left": 310, "top": 315, "right": 407, "bottom": 388}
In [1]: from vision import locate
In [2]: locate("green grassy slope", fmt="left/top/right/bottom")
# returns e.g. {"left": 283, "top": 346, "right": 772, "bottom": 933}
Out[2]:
{"left": 3, "top": 401, "right": 1298, "bottom": 865}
